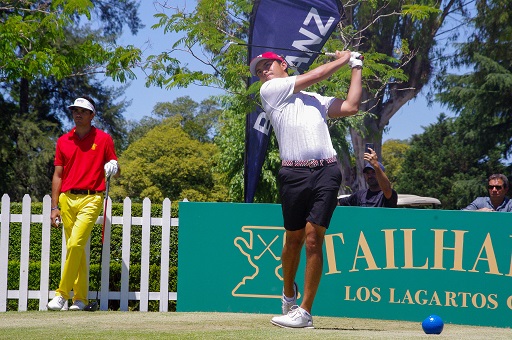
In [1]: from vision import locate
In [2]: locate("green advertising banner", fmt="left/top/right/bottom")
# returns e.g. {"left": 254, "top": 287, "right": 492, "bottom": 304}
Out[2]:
{"left": 177, "top": 202, "right": 512, "bottom": 328}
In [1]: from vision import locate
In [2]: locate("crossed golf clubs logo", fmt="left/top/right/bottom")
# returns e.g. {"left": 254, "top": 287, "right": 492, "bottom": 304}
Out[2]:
{"left": 232, "top": 225, "right": 286, "bottom": 298}
{"left": 254, "top": 234, "right": 280, "bottom": 260}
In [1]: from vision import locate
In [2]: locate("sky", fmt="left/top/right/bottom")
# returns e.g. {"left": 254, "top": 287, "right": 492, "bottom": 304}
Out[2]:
{"left": 112, "top": 1, "right": 456, "bottom": 142}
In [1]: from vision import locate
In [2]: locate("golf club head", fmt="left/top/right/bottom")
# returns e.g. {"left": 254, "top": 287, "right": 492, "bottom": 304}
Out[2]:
{"left": 220, "top": 41, "right": 236, "bottom": 54}
{"left": 83, "top": 300, "right": 98, "bottom": 312}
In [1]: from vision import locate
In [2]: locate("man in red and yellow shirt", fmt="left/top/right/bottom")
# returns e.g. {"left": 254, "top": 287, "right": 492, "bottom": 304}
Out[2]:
{"left": 47, "top": 96, "right": 120, "bottom": 311}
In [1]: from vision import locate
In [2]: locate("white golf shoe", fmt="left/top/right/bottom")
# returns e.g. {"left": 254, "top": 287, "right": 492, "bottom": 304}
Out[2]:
{"left": 281, "top": 282, "right": 298, "bottom": 314}
{"left": 47, "top": 296, "right": 66, "bottom": 311}
{"left": 271, "top": 305, "right": 314, "bottom": 329}
{"left": 69, "top": 300, "right": 86, "bottom": 311}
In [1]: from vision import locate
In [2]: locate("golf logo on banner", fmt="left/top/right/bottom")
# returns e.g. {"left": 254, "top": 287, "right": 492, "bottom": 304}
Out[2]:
{"left": 244, "top": 0, "right": 346, "bottom": 202}
{"left": 232, "top": 225, "right": 286, "bottom": 298}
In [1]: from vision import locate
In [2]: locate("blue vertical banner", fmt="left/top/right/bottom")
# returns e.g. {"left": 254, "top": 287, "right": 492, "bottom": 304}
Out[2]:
{"left": 244, "top": 0, "right": 346, "bottom": 202}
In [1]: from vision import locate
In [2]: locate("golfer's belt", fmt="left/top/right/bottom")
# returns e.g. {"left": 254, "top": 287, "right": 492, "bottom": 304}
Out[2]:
{"left": 281, "top": 156, "right": 337, "bottom": 168}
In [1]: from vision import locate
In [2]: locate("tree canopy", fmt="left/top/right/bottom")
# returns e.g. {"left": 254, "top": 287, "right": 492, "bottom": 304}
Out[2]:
{"left": 142, "top": 0, "right": 472, "bottom": 202}
{"left": 395, "top": 114, "right": 506, "bottom": 210}
{"left": 437, "top": 0, "right": 512, "bottom": 159}
{"left": 113, "top": 116, "right": 228, "bottom": 203}
{"left": 152, "top": 96, "right": 221, "bottom": 143}
{"left": 381, "top": 139, "right": 410, "bottom": 185}
{"left": 2, "top": 0, "right": 510, "bottom": 207}
{"left": 396, "top": 0, "right": 512, "bottom": 209}
{"left": 0, "top": 0, "right": 143, "bottom": 200}
{"left": 0, "top": 0, "right": 143, "bottom": 84}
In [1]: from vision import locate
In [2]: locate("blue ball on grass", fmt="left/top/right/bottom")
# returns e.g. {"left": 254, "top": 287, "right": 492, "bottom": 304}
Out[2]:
{"left": 422, "top": 314, "right": 444, "bottom": 334}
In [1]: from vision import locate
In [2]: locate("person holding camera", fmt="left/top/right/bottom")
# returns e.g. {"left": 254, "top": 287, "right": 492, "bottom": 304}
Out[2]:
{"left": 338, "top": 146, "right": 397, "bottom": 207}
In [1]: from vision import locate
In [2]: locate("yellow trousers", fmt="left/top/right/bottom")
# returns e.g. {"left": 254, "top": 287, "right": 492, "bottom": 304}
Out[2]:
{"left": 56, "top": 192, "right": 103, "bottom": 302}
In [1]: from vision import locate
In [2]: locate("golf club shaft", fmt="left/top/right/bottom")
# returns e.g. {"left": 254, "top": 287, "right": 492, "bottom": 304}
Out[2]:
{"left": 99, "top": 177, "right": 110, "bottom": 302}
{"left": 84, "top": 176, "right": 111, "bottom": 311}
{"left": 224, "top": 41, "right": 363, "bottom": 59}
{"left": 102, "top": 176, "right": 110, "bottom": 243}
{"left": 235, "top": 42, "right": 334, "bottom": 56}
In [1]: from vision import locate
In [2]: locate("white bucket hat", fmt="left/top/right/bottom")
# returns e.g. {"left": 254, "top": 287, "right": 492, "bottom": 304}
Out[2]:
{"left": 68, "top": 98, "right": 96, "bottom": 113}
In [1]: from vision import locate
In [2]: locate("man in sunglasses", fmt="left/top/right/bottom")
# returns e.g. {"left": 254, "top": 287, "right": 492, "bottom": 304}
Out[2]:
{"left": 463, "top": 174, "right": 512, "bottom": 212}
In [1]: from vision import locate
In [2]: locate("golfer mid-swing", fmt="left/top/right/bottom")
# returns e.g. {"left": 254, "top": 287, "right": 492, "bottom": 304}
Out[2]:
{"left": 250, "top": 50, "right": 362, "bottom": 328}
{"left": 47, "top": 96, "right": 120, "bottom": 311}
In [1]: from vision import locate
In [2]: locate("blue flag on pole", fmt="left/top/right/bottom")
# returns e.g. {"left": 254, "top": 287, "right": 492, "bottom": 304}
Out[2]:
{"left": 244, "top": 0, "right": 346, "bottom": 202}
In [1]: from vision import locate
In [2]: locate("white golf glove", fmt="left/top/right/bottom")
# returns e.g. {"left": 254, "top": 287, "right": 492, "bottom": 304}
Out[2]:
{"left": 350, "top": 51, "right": 362, "bottom": 59}
{"left": 104, "top": 160, "right": 118, "bottom": 178}
{"left": 348, "top": 51, "right": 363, "bottom": 68}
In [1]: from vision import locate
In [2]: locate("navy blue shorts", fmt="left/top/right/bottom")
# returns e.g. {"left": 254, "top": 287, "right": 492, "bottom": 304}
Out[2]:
{"left": 278, "top": 163, "right": 342, "bottom": 231}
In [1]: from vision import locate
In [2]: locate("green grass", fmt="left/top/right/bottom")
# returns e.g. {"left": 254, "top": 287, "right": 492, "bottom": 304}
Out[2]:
{"left": 0, "top": 311, "right": 510, "bottom": 339}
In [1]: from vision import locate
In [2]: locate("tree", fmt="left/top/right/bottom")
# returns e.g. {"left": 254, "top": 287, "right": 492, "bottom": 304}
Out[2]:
{"left": 388, "top": 0, "right": 512, "bottom": 210}
{"left": 215, "top": 95, "right": 282, "bottom": 202}
{"left": 381, "top": 139, "right": 410, "bottom": 185}
{"left": 112, "top": 116, "right": 229, "bottom": 203}
{"left": 437, "top": 0, "right": 512, "bottom": 159}
{"left": 152, "top": 96, "right": 221, "bottom": 143}
{"left": 125, "top": 116, "right": 162, "bottom": 150}
{"left": 124, "top": 95, "right": 222, "bottom": 154}
{"left": 143, "top": 0, "right": 470, "bottom": 202}
{"left": 0, "top": 0, "right": 143, "bottom": 200}
{"left": 339, "top": 1, "right": 472, "bottom": 190}
{"left": 0, "top": 1, "right": 143, "bottom": 84}
{"left": 395, "top": 114, "right": 505, "bottom": 209}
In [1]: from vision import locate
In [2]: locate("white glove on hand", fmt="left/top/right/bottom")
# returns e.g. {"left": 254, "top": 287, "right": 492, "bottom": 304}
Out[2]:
{"left": 348, "top": 51, "right": 363, "bottom": 68}
{"left": 348, "top": 57, "right": 363, "bottom": 68}
{"left": 351, "top": 51, "right": 362, "bottom": 59}
{"left": 104, "top": 160, "right": 118, "bottom": 178}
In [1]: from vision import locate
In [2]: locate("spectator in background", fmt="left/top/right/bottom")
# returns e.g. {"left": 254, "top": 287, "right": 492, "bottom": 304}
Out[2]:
{"left": 47, "top": 96, "right": 120, "bottom": 311}
{"left": 462, "top": 174, "right": 512, "bottom": 212}
{"left": 338, "top": 147, "right": 397, "bottom": 207}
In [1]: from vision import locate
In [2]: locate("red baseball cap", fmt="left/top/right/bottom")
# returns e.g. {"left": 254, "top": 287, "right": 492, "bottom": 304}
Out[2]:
{"left": 249, "top": 52, "right": 285, "bottom": 76}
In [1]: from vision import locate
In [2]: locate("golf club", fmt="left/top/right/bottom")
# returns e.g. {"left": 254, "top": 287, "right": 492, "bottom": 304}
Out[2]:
{"left": 221, "top": 41, "right": 364, "bottom": 60}
{"left": 84, "top": 175, "right": 111, "bottom": 312}
{"left": 221, "top": 41, "right": 336, "bottom": 56}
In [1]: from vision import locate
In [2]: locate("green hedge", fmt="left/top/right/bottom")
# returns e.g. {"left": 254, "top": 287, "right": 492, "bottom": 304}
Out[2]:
{"left": 7, "top": 261, "right": 177, "bottom": 311}
{"left": 3, "top": 201, "right": 179, "bottom": 311}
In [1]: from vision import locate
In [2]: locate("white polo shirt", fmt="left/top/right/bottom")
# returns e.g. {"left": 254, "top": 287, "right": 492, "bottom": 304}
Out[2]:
{"left": 260, "top": 76, "right": 337, "bottom": 161}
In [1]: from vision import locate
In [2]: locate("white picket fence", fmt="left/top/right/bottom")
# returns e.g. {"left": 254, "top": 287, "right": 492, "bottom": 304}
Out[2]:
{"left": 0, "top": 194, "right": 179, "bottom": 312}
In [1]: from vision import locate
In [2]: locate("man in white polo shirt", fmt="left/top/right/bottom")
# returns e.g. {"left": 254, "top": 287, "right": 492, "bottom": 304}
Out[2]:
{"left": 250, "top": 50, "right": 362, "bottom": 328}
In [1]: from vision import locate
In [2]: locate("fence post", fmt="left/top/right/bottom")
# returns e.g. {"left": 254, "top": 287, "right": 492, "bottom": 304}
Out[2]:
{"left": 18, "top": 195, "right": 32, "bottom": 311}
{"left": 99, "top": 196, "right": 112, "bottom": 311}
{"left": 159, "top": 198, "right": 171, "bottom": 312}
{"left": 120, "top": 197, "right": 132, "bottom": 311}
{"left": 139, "top": 198, "right": 151, "bottom": 312}
{"left": 0, "top": 194, "right": 11, "bottom": 312}
{"left": 39, "top": 195, "right": 52, "bottom": 310}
